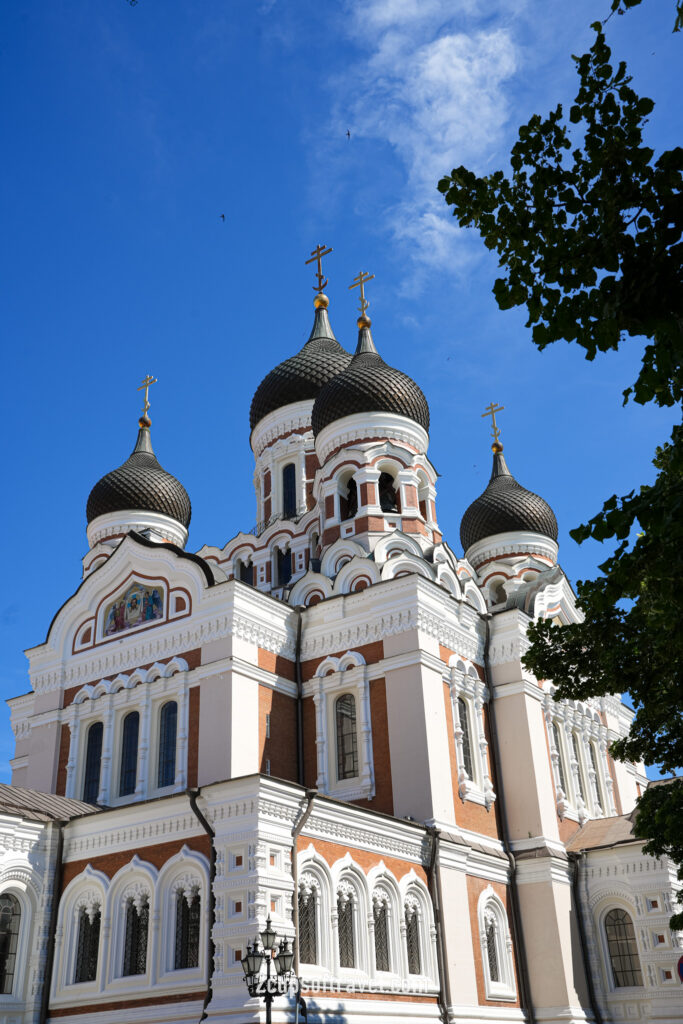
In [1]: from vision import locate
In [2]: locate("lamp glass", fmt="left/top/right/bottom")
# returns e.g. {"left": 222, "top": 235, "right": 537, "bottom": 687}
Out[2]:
{"left": 260, "top": 916, "right": 277, "bottom": 951}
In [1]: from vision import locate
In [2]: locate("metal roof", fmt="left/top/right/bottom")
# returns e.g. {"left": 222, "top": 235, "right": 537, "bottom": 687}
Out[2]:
{"left": 0, "top": 784, "right": 100, "bottom": 823}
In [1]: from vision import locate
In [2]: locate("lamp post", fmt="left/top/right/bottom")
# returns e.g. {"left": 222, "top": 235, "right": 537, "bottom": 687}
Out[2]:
{"left": 240, "top": 916, "right": 299, "bottom": 1023}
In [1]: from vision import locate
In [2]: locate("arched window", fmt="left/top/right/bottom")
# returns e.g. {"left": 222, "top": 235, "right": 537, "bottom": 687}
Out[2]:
{"left": 298, "top": 886, "right": 318, "bottom": 965}
{"left": 83, "top": 722, "right": 103, "bottom": 803}
{"left": 239, "top": 560, "right": 253, "bottom": 585}
{"left": 119, "top": 712, "right": 140, "bottom": 797}
{"left": 378, "top": 472, "right": 399, "bottom": 513}
{"left": 337, "top": 890, "right": 355, "bottom": 968}
{"left": 457, "top": 698, "right": 473, "bottom": 779}
{"left": 157, "top": 701, "right": 178, "bottom": 789}
{"left": 282, "top": 463, "right": 296, "bottom": 519}
{"left": 174, "top": 889, "right": 200, "bottom": 970}
{"left": 277, "top": 548, "right": 292, "bottom": 586}
{"left": 335, "top": 694, "right": 358, "bottom": 781}
{"left": 123, "top": 895, "right": 149, "bottom": 976}
{"left": 405, "top": 901, "right": 421, "bottom": 975}
{"left": 478, "top": 890, "right": 516, "bottom": 999}
{"left": 551, "top": 721, "right": 568, "bottom": 794}
{"left": 485, "top": 916, "right": 499, "bottom": 982}
{"left": 590, "top": 742, "right": 604, "bottom": 812}
{"left": 571, "top": 732, "right": 586, "bottom": 803}
{"left": 341, "top": 478, "right": 358, "bottom": 520}
{"left": 74, "top": 906, "right": 100, "bottom": 984}
{"left": 0, "top": 894, "right": 21, "bottom": 994}
{"left": 604, "top": 908, "right": 643, "bottom": 987}
{"left": 373, "top": 895, "right": 390, "bottom": 972}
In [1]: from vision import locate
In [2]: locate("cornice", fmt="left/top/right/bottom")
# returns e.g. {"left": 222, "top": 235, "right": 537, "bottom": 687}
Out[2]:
{"left": 250, "top": 399, "right": 315, "bottom": 458}
{"left": 315, "top": 411, "right": 429, "bottom": 465}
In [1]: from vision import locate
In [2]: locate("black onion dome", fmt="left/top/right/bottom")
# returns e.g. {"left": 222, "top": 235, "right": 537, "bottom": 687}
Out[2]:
{"left": 311, "top": 318, "right": 430, "bottom": 436}
{"left": 460, "top": 447, "right": 557, "bottom": 551}
{"left": 250, "top": 302, "right": 351, "bottom": 431}
{"left": 86, "top": 421, "right": 192, "bottom": 527}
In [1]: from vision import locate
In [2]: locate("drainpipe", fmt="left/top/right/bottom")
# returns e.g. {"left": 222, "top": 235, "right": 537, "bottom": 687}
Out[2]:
{"left": 187, "top": 788, "right": 216, "bottom": 1024}
{"left": 291, "top": 790, "right": 317, "bottom": 973}
{"left": 39, "top": 819, "right": 65, "bottom": 1024}
{"left": 425, "top": 826, "right": 451, "bottom": 1024}
{"left": 570, "top": 851, "right": 604, "bottom": 1024}
{"left": 294, "top": 606, "right": 305, "bottom": 786}
{"left": 481, "top": 613, "right": 536, "bottom": 1024}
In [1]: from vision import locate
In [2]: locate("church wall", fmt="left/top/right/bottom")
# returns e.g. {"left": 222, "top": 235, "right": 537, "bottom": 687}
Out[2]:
{"left": 466, "top": 875, "right": 521, "bottom": 1009}
{"left": 258, "top": 683, "right": 297, "bottom": 780}
{"left": 301, "top": 640, "right": 385, "bottom": 681}
{"left": 55, "top": 723, "right": 70, "bottom": 795}
{"left": 61, "top": 834, "right": 211, "bottom": 888}
{"left": 25, "top": 720, "right": 62, "bottom": 793}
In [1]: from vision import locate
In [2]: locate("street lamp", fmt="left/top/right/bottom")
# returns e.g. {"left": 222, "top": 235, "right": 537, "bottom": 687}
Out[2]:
{"left": 240, "top": 916, "right": 302, "bottom": 1023}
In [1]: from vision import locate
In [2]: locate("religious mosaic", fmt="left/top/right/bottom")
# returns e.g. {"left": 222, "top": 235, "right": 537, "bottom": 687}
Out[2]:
{"left": 104, "top": 582, "right": 164, "bottom": 636}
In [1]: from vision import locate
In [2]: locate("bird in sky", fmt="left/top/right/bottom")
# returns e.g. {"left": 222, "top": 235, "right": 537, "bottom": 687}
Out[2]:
{"left": 219, "top": 214, "right": 225, "bottom": 221}
{"left": 346, "top": 129, "right": 351, "bottom": 139}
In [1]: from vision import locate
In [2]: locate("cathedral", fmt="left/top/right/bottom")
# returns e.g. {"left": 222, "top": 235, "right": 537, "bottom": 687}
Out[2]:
{"left": 0, "top": 257, "right": 680, "bottom": 1024}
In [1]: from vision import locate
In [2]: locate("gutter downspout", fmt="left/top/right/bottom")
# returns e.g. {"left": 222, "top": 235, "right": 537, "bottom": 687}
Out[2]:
{"left": 481, "top": 613, "right": 536, "bottom": 1024}
{"left": 188, "top": 788, "right": 216, "bottom": 1024}
{"left": 39, "top": 819, "right": 65, "bottom": 1024}
{"left": 570, "top": 851, "right": 604, "bottom": 1024}
{"left": 291, "top": 790, "right": 317, "bottom": 974}
{"left": 295, "top": 606, "right": 305, "bottom": 786}
{"left": 425, "top": 826, "right": 451, "bottom": 1024}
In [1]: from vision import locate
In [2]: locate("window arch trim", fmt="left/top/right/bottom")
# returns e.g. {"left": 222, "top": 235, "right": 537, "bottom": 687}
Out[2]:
{"left": 476, "top": 886, "right": 516, "bottom": 1000}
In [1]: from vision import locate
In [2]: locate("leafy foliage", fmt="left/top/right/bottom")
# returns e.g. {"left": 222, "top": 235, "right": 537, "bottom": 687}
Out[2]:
{"left": 609, "top": 0, "right": 683, "bottom": 33}
{"left": 438, "top": 19, "right": 683, "bottom": 926}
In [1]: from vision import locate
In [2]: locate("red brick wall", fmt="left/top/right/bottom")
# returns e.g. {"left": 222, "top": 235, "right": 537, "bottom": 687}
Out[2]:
{"left": 259, "top": 685, "right": 297, "bottom": 781}
{"left": 303, "top": 836, "right": 427, "bottom": 885}
{"left": 466, "top": 875, "right": 521, "bottom": 1007}
{"left": 62, "top": 835, "right": 211, "bottom": 889}
{"left": 55, "top": 724, "right": 70, "bottom": 797}
{"left": 62, "top": 649, "right": 202, "bottom": 707}
{"left": 49, "top": 992, "right": 205, "bottom": 1016}
{"left": 187, "top": 686, "right": 200, "bottom": 788}
{"left": 258, "top": 648, "right": 295, "bottom": 682}
{"left": 301, "top": 640, "right": 384, "bottom": 682}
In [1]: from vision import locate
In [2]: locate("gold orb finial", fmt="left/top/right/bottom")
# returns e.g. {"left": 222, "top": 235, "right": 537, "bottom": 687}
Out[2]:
{"left": 492, "top": 441, "right": 503, "bottom": 453}
{"left": 357, "top": 313, "right": 372, "bottom": 329}
{"left": 139, "top": 414, "right": 152, "bottom": 428}
{"left": 314, "top": 292, "right": 329, "bottom": 309}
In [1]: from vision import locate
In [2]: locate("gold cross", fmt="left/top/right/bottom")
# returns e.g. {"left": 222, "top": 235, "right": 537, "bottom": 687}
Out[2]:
{"left": 482, "top": 401, "right": 504, "bottom": 443}
{"left": 305, "top": 243, "right": 333, "bottom": 293}
{"left": 349, "top": 270, "right": 375, "bottom": 315}
{"left": 137, "top": 374, "right": 158, "bottom": 417}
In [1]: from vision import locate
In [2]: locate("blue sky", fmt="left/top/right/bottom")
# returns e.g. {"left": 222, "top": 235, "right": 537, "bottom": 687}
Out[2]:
{"left": 0, "top": 1, "right": 679, "bottom": 780}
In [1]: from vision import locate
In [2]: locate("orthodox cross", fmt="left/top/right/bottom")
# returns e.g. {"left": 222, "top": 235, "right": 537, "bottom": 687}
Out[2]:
{"left": 137, "top": 374, "right": 158, "bottom": 417}
{"left": 482, "top": 401, "right": 504, "bottom": 444}
{"left": 349, "top": 270, "right": 375, "bottom": 316}
{"left": 305, "top": 243, "right": 333, "bottom": 293}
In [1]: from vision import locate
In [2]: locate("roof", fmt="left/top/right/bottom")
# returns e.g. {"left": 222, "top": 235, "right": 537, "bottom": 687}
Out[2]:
{"left": 566, "top": 811, "right": 638, "bottom": 853}
{"left": 460, "top": 447, "right": 558, "bottom": 552}
{"left": 0, "top": 784, "right": 99, "bottom": 823}
{"left": 86, "top": 421, "right": 191, "bottom": 528}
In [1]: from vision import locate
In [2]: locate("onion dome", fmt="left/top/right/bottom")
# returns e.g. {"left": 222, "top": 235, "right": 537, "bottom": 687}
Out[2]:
{"left": 86, "top": 417, "right": 191, "bottom": 528}
{"left": 250, "top": 294, "right": 351, "bottom": 431}
{"left": 311, "top": 314, "right": 430, "bottom": 436}
{"left": 460, "top": 444, "right": 557, "bottom": 552}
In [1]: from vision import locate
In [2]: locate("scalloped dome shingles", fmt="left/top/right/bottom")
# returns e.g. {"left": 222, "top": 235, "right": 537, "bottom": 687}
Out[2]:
{"left": 311, "top": 326, "right": 430, "bottom": 436}
{"left": 86, "top": 426, "right": 192, "bottom": 528}
{"left": 460, "top": 449, "right": 557, "bottom": 552}
{"left": 249, "top": 306, "right": 351, "bottom": 431}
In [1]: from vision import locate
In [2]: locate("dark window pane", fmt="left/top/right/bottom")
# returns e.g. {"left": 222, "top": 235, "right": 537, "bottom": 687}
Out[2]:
{"left": 82, "top": 722, "right": 103, "bottom": 803}
{"left": 336, "top": 695, "right": 358, "bottom": 781}
{"left": 277, "top": 549, "right": 292, "bottom": 586}
{"left": 406, "top": 906, "right": 421, "bottom": 975}
{"left": 158, "top": 701, "right": 178, "bottom": 788}
{"left": 338, "top": 896, "right": 355, "bottom": 968}
{"left": 298, "top": 889, "right": 317, "bottom": 965}
{"left": 239, "top": 561, "right": 253, "bottom": 585}
{"left": 378, "top": 473, "right": 398, "bottom": 513}
{"left": 119, "top": 712, "right": 139, "bottom": 797}
{"left": 282, "top": 464, "right": 296, "bottom": 519}
{"left": 373, "top": 901, "right": 390, "bottom": 972}
{"left": 486, "top": 918, "right": 499, "bottom": 982}
{"left": 175, "top": 890, "right": 200, "bottom": 970}
{"left": 123, "top": 897, "right": 149, "bottom": 976}
{"left": 0, "top": 894, "right": 21, "bottom": 994}
{"left": 457, "top": 698, "right": 473, "bottom": 778}
{"left": 605, "top": 909, "right": 643, "bottom": 987}
{"left": 74, "top": 907, "right": 100, "bottom": 984}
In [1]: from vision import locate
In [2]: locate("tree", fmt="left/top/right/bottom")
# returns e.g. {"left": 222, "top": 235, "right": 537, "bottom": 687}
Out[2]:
{"left": 438, "top": 12, "right": 683, "bottom": 926}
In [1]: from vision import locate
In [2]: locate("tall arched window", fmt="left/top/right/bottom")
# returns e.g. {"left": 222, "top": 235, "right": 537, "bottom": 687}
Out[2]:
{"left": 74, "top": 906, "right": 100, "bottom": 984}
{"left": 174, "top": 889, "right": 200, "bottom": 970}
{"left": 298, "top": 886, "right": 318, "bottom": 965}
{"left": 239, "top": 560, "right": 253, "bottom": 586}
{"left": 282, "top": 463, "right": 296, "bottom": 519}
{"left": 157, "top": 701, "right": 178, "bottom": 788}
{"left": 341, "top": 478, "right": 358, "bottom": 520}
{"left": 373, "top": 895, "right": 390, "bottom": 972}
{"left": 337, "top": 890, "right": 355, "bottom": 968}
{"left": 604, "top": 908, "right": 643, "bottom": 987}
{"left": 335, "top": 694, "right": 358, "bottom": 781}
{"left": 571, "top": 732, "right": 586, "bottom": 803}
{"left": 119, "top": 712, "right": 140, "bottom": 797}
{"left": 277, "top": 548, "right": 292, "bottom": 586}
{"left": 82, "top": 722, "right": 103, "bottom": 803}
{"left": 123, "top": 895, "right": 149, "bottom": 976}
{"left": 590, "top": 742, "right": 604, "bottom": 812}
{"left": 378, "top": 472, "right": 399, "bottom": 513}
{"left": 405, "top": 901, "right": 421, "bottom": 975}
{"left": 485, "top": 915, "right": 499, "bottom": 982}
{"left": 0, "top": 894, "right": 21, "bottom": 994}
{"left": 457, "top": 698, "right": 473, "bottom": 779}
{"left": 551, "top": 721, "right": 568, "bottom": 794}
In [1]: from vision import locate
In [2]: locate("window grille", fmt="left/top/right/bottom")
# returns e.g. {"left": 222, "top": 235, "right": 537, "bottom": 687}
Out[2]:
{"left": 174, "top": 890, "right": 200, "bottom": 970}
{"left": 0, "top": 894, "right": 21, "bottom": 994}
{"left": 157, "top": 701, "right": 177, "bottom": 788}
{"left": 485, "top": 917, "right": 499, "bottom": 982}
{"left": 604, "top": 908, "right": 643, "bottom": 987}
{"left": 373, "top": 900, "right": 390, "bottom": 972}
{"left": 336, "top": 694, "right": 358, "bottom": 781}
{"left": 298, "top": 888, "right": 317, "bottom": 964}
{"left": 571, "top": 733, "right": 586, "bottom": 802}
{"left": 457, "top": 698, "right": 473, "bottom": 778}
{"left": 265, "top": 713, "right": 271, "bottom": 739}
{"left": 74, "top": 906, "right": 100, "bottom": 984}
{"left": 277, "top": 548, "right": 292, "bottom": 586}
{"left": 119, "top": 712, "right": 140, "bottom": 797}
{"left": 405, "top": 905, "right": 421, "bottom": 975}
{"left": 282, "top": 463, "right": 296, "bottom": 519}
{"left": 82, "top": 722, "right": 103, "bottom": 803}
{"left": 337, "top": 894, "right": 355, "bottom": 968}
{"left": 551, "top": 722, "right": 567, "bottom": 794}
{"left": 123, "top": 896, "right": 149, "bottom": 976}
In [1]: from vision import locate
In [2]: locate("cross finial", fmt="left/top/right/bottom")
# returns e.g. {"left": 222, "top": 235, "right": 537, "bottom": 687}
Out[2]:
{"left": 482, "top": 401, "right": 505, "bottom": 448}
{"left": 349, "top": 270, "right": 375, "bottom": 316}
{"left": 305, "top": 243, "right": 333, "bottom": 293}
{"left": 137, "top": 374, "right": 158, "bottom": 420}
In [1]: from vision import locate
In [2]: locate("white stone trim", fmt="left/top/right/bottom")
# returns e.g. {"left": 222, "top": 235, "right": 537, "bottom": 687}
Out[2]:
{"left": 87, "top": 510, "right": 188, "bottom": 551}
{"left": 448, "top": 658, "right": 495, "bottom": 811}
{"left": 466, "top": 530, "right": 558, "bottom": 570}
{"left": 477, "top": 885, "right": 516, "bottom": 1001}
{"left": 315, "top": 411, "right": 429, "bottom": 465}
{"left": 311, "top": 655, "right": 375, "bottom": 801}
